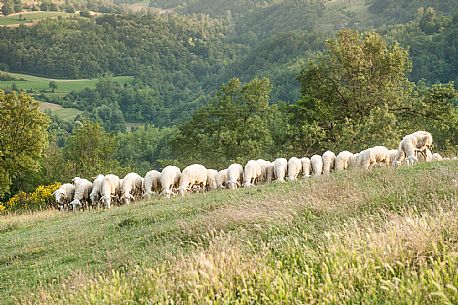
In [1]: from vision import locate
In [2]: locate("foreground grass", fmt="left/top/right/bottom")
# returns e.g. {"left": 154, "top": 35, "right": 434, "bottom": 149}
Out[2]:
{"left": 1, "top": 161, "right": 457, "bottom": 304}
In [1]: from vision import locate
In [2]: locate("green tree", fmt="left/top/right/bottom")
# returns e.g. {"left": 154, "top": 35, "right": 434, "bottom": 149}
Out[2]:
{"left": 1, "top": 0, "right": 14, "bottom": 16}
{"left": 62, "top": 121, "right": 120, "bottom": 178}
{"left": 13, "top": 0, "right": 22, "bottom": 13}
{"left": 0, "top": 91, "right": 49, "bottom": 199}
{"left": 174, "top": 78, "right": 274, "bottom": 168}
{"left": 294, "top": 29, "right": 414, "bottom": 153}
{"left": 48, "top": 81, "right": 58, "bottom": 93}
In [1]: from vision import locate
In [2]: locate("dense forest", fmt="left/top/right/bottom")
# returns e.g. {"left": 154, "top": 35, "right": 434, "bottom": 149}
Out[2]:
{"left": 0, "top": 0, "right": 457, "bottom": 203}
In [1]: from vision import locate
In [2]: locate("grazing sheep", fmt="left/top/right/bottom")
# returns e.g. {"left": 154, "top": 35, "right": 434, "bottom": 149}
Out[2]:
{"left": 143, "top": 170, "right": 162, "bottom": 198}
{"left": 387, "top": 149, "right": 399, "bottom": 166}
{"left": 70, "top": 177, "right": 93, "bottom": 211}
{"left": 120, "top": 173, "right": 143, "bottom": 205}
{"left": 216, "top": 169, "right": 228, "bottom": 189}
{"left": 206, "top": 169, "right": 219, "bottom": 191}
{"left": 256, "top": 159, "right": 270, "bottom": 183}
{"left": 322, "top": 150, "right": 336, "bottom": 175}
{"left": 348, "top": 153, "right": 359, "bottom": 168}
{"left": 178, "top": 164, "right": 208, "bottom": 196}
{"left": 310, "top": 155, "right": 323, "bottom": 176}
{"left": 273, "top": 158, "right": 288, "bottom": 182}
{"left": 243, "top": 160, "right": 262, "bottom": 187}
{"left": 266, "top": 161, "right": 275, "bottom": 183}
{"left": 358, "top": 146, "right": 390, "bottom": 169}
{"left": 89, "top": 174, "right": 105, "bottom": 209}
{"left": 101, "top": 174, "right": 121, "bottom": 209}
{"left": 53, "top": 183, "right": 75, "bottom": 211}
{"left": 432, "top": 153, "right": 443, "bottom": 162}
{"left": 227, "top": 163, "right": 244, "bottom": 189}
{"left": 394, "top": 131, "right": 433, "bottom": 166}
{"left": 300, "top": 157, "right": 311, "bottom": 178}
{"left": 287, "top": 157, "right": 302, "bottom": 181}
{"left": 417, "top": 148, "right": 432, "bottom": 163}
{"left": 335, "top": 151, "right": 353, "bottom": 171}
{"left": 160, "top": 166, "right": 181, "bottom": 198}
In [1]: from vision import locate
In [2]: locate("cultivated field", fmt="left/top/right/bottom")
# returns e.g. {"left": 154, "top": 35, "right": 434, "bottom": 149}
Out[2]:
{"left": 39, "top": 102, "right": 82, "bottom": 121}
{"left": 0, "top": 11, "right": 73, "bottom": 26}
{"left": 1, "top": 161, "right": 457, "bottom": 304}
{"left": 0, "top": 71, "right": 134, "bottom": 94}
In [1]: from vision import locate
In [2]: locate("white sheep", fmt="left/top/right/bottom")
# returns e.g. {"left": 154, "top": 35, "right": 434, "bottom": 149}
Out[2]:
{"left": 432, "top": 153, "right": 443, "bottom": 162}
{"left": 358, "top": 146, "right": 390, "bottom": 169}
{"left": 266, "top": 161, "right": 275, "bottom": 183}
{"left": 243, "top": 160, "right": 262, "bottom": 187}
{"left": 349, "top": 153, "right": 360, "bottom": 169}
{"left": 310, "top": 155, "right": 323, "bottom": 176}
{"left": 256, "top": 159, "right": 270, "bottom": 183}
{"left": 216, "top": 169, "right": 228, "bottom": 189}
{"left": 387, "top": 149, "right": 399, "bottom": 166}
{"left": 143, "top": 170, "right": 162, "bottom": 198}
{"left": 335, "top": 151, "right": 353, "bottom": 171}
{"left": 394, "top": 131, "right": 433, "bottom": 166}
{"left": 300, "top": 157, "right": 311, "bottom": 178}
{"left": 101, "top": 174, "right": 121, "bottom": 209}
{"left": 287, "top": 157, "right": 302, "bottom": 181}
{"left": 53, "top": 183, "right": 75, "bottom": 211}
{"left": 178, "top": 164, "right": 208, "bottom": 196}
{"left": 273, "top": 158, "right": 288, "bottom": 182}
{"left": 70, "top": 177, "right": 93, "bottom": 211}
{"left": 206, "top": 169, "right": 219, "bottom": 191}
{"left": 120, "top": 172, "right": 144, "bottom": 204}
{"left": 160, "top": 166, "right": 181, "bottom": 198}
{"left": 417, "top": 148, "right": 432, "bottom": 163}
{"left": 322, "top": 150, "right": 336, "bottom": 175}
{"left": 89, "top": 174, "right": 105, "bottom": 208}
{"left": 227, "top": 163, "right": 244, "bottom": 189}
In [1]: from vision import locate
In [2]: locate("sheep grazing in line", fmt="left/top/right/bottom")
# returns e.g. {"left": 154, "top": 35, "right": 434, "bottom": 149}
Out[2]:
{"left": 216, "top": 169, "right": 228, "bottom": 189}
{"left": 69, "top": 177, "right": 93, "bottom": 211}
{"left": 417, "top": 148, "right": 432, "bottom": 163}
{"left": 206, "top": 169, "right": 219, "bottom": 191}
{"left": 53, "top": 183, "right": 76, "bottom": 211}
{"left": 287, "top": 157, "right": 302, "bottom": 181}
{"left": 310, "top": 155, "right": 323, "bottom": 176}
{"left": 120, "top": 173, "right": 144, "bottom": 205}
{"left": 178, "top": 164, "right": 208, "bottom": 196}
{"left": 273, "top": 158, "right": 288, "bottom": 182}
{"left": 394, "top": 131, "right": 433, "bottom": 166}
{"left": 243, "top": 160, "right": 262, "bottom": 187}
{"left": 89, "top": 174, "right": 105, "bottom": 209}
{"left": 227, "top": 163, "right": 244, "bottom": 189}
{"left": 265, "top": 161, "right": 275, "bottom": 183}
{"left": 322, "top": 150, "right": 336, "bottom": 175}
{"left": 358, "top": 146, "right": 390, "bottom": 169}
{"left": 143, "top": 170, "right": 162, "bottom": 199}
{"left": 349, "top": 153, "right": 360, "bottom": 169}
{"left": 160, "top": 166, "right": 181, "bottom": 198}
{"left": 101, "top": 174, "right": 121, "bottom": 209}
{"left": 335, "top": 151, "right": 353, "bottom": 171}
{"left": 432, "top": 153, "right": 443, "bottom": 162}
{"left": 300, "top": 157, "right": 311, "bottom": 178}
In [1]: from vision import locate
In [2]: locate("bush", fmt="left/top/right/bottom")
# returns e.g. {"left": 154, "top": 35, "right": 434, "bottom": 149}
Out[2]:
{"left": 1, "top": 182, "right": 61, "bottom": 214}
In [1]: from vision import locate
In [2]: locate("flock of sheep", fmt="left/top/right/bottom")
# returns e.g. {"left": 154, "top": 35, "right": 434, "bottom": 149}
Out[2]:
{"left": 53, "top": 130, "right": 450, "bottom": 211}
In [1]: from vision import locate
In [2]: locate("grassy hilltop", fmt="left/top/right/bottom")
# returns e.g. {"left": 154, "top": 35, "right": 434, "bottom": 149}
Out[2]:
{"left": 1, "top": 161, "right": 457, "bottom": 304}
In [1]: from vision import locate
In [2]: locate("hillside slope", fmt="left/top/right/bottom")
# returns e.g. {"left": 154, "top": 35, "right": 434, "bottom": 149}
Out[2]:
{"left": 0, "top": 161, "right": 457, "bottom": 304}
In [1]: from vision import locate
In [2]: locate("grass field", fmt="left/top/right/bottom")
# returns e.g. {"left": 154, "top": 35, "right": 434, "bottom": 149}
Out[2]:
{"left": 0, "top": 161, "right": 457, "bottom": 304}
{"left": 0, "top": 11, "right": 73, "bottom": 26}
{"left": 0, "top": 71, "right": 134, "bottom": 94}
{"left": 39, "top": 101, "right": 83, "bottom": 121}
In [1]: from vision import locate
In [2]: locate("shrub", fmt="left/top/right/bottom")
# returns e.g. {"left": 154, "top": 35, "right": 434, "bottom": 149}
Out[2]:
{"left": 2, "top": 182, "right": 61, "bottom": 213}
